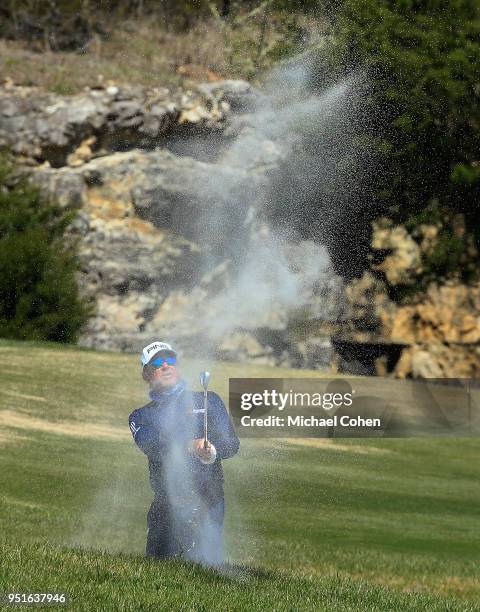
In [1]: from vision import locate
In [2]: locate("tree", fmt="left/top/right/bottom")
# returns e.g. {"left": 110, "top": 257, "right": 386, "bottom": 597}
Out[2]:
{"left": 0, "top": 157, "right": 92, "bottom": 342}
{"left": 321, "top": 0, "right": 480, "bottom": 282}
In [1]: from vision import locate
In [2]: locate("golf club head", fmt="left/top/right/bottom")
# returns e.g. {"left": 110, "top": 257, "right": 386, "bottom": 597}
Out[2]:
{"left": 199, "top": 371, "right": 210, "bottom": 391}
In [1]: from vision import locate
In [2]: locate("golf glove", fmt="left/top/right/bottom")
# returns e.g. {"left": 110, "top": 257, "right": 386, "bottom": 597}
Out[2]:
{"left": 199, "top": 444, "right": 217, "bottom": 465}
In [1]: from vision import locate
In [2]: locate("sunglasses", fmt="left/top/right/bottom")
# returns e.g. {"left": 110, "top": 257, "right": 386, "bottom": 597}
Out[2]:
{"left": 149, "top": 355, "right": 177, "bottom": 368}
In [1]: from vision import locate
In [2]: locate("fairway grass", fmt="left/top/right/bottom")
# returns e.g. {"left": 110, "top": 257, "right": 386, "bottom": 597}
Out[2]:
{"left": 0, "top": 339, "right": 479, "bottom": 610}
{"left": 1, "top": 542, "right": 475, "bottom": 611}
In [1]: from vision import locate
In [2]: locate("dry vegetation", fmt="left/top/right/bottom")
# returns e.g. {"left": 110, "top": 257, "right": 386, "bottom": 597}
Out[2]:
{"left": 0, "top": 12, "right": 318, "bottom": 94}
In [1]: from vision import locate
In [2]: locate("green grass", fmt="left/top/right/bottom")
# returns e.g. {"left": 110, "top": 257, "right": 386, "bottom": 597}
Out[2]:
{"left": 1, "top": 544, "right": 473, "bottom": 612}
{"left": 0, "top": 339, "right": 479, "bottom": 610}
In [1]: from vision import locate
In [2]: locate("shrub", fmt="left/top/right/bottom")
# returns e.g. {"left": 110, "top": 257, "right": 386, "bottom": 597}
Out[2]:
{"left": 0, "top": 156, "right": 92, "bottom": 343}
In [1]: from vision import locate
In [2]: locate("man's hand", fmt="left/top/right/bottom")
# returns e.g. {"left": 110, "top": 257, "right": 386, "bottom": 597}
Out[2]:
{"left": 189, "top": 438, "right": 217, "bottom": 464}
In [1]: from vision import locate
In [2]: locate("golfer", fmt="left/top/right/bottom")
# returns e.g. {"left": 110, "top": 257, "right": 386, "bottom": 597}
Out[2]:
{"left": 129, "top": 341, "right": 239, "bottom": 564}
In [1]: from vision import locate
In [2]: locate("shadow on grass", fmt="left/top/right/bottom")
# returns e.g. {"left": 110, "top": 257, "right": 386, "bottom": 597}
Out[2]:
{"left": 140, "top": 552, "right": 276, "bottom": 584}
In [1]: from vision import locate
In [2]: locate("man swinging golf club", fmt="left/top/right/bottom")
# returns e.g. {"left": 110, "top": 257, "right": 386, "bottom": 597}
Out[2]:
{"left": 128, "top": 341, "right": 240, "bottom": 564}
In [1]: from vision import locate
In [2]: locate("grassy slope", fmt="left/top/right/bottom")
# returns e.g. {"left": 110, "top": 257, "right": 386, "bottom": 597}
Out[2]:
{"left": 0, "top": 339, "right": 478, "bottom": 610}
{"left": 0, "top": 12, "right": 310, "bottom": 94}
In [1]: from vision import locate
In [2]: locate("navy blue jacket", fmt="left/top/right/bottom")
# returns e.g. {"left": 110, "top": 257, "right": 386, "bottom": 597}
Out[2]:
{"left": 129, "top": 385, "right": 239, "bottom": 509}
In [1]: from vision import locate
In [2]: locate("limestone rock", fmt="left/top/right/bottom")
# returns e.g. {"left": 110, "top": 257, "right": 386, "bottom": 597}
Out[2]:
{"left": 416, "top": 282, "right": 480, "bottom": 343}
{"left": 67, "top": 135, "right": 97, "bottom": 166}
{"left": 388, "top": 281, "right": 480, "bottom": 345}
{"left": 195, "top": 80, "right": 258, "bottom": 112}
{"left": 394, "top": 343, "right": 480, "bottom": 378}
{"left": 371, "top": 218, "right": 422, "bottom": 285}
{"left": 33, "top": 147, "right": 258, "bottom": 256}
{"left": 4, "top": 80, "right": 479, "bottom": 379}
{"left": 338, "top": 271, "right": 396, "bottom": 342}
{"left": 216, "top": 331, "right": 275, "bottom": 363}
{"left": 0, "top": 80, "right": 257, "bottom": 167}
{"left": 336, "top": 255, "right": 480, "bottom": 377}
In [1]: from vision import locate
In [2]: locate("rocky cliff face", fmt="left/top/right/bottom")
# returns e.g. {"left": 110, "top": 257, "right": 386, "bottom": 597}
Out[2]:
{"left": 1, "top": 78, "right": 478, "bottom": 377}
{"left": 0, "top": 78, "right": 342, "bottom": 365}
{"left": 335, "top": 219, "right": 480, "bottom": 377}
{"left": 0, "top": 78, "right": 254, "bottom": 166}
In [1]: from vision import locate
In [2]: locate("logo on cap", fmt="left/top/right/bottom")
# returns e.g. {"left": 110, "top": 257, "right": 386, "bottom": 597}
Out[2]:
{"left": 141, "top": 341, "right": 177, "bottom": 366}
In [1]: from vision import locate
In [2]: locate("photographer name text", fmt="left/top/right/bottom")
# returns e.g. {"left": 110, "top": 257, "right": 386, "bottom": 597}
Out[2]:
{"left": 240, "top": 415, "right": 381, "bottom": 428}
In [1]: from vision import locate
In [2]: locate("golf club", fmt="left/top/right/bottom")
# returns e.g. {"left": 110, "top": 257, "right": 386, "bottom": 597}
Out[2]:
{"left": 199, "top": 371, "right": 210, "bottom": 449}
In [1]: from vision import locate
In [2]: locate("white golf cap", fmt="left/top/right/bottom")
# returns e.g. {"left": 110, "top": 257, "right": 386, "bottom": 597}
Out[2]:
{"left": 140, "top": 341, "right": 177, "bottom": 367}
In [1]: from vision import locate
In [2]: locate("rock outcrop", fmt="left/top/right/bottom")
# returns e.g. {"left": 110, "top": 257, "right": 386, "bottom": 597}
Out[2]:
{"left": 0, "top": 79, "right": 340, "bottom": 367}
{"left": 0, "top": 78, "right": 255, "bottom": 167}
{"left": 2, "top": 79, "right": 478, "bottom": 377}
{"left": 334, "top": 219, "right": 480, "bottom": 377}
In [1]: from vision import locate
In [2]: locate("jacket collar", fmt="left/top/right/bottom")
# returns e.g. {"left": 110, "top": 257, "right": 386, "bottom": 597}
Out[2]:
{"left": 148, "top": 378, "right": 187, "bottom": 403}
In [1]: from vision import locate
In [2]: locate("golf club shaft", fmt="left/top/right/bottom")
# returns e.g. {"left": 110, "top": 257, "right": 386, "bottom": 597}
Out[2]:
{"left": 203, "top": 388, "right": 208, "bottom": 449}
